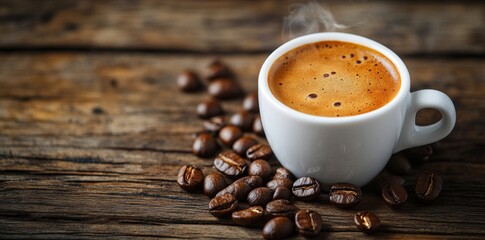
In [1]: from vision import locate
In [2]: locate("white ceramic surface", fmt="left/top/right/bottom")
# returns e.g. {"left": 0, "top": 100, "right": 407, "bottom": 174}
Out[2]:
{"left": 258, "top": 32, "right": 456, "bottom": 187}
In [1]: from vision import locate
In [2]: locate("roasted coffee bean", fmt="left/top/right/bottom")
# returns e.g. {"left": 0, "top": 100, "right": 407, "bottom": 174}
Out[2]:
{"left": 248, "top": 159, "right": 272, "bottom": 181}
{"left": 386, "top": 154, "right": 412, "bottom": 175}
{"left": 247, "top": 187, "right": 275, "bottom": 206}
{"left": 267, "top": 178, "right": 293, "bottom": 190}
{"left": 273, "top": 167, "right": 294, "bottom": 181}
{"left": 214, "top": 151, "right": 247, "bottom": 178}
{"left": 372, "top": 171, "right": 406, "bottom": 194}
{"left": 265, "top": 199, "right": 298, "bottom": 218}
{"left": 192, "top": 133, "right": 220, "bottom": 158}
{"left": 232, "top": 206, "right": 265, "bottom": 227}
{"left": 252, "top": 115, "right": 265, "bottom": 136}
{"left": 230, "top": 111, "right": 255, "bottom": 132}
{"left": 208, "top": 78, "right": 243, "bottom": 100}
{"left": 232, "top": 136, "right": 258, "bottom": 156}
{"left": 234, "top": 175, "right": 264, "bottom": 189}
{"left": 206, "top": 60, "right": 233, "bottom": 81}
{"left": 381, "top": 182, "right": 408, "bottom": 208}
{"left": 177, "top": 70, "right": 203, "bottom": 92}
{"left": 415, "top": 172, "right": 443, "bottom": 202}
{"left": 273, "top": 187, "right": 292, "bottom": 201}
{"left": 404, "top": 144, "right": 434, "bottom": 162}
{"left": 216, "top": 180, "right": 252, "bottom": 201}
{"left": 177, "top": 165, "right": 204, "bottom": 192}
{"left": 292, "top": 177, "right": 321, "bottom": 201}
{"left": 247, "top": 144, "right": 273, "bottom": 160}
{"left": 263, "top": 216, "right": 294, "bottom": 240}
{"left": 204, "top": 172, "right": 228, "bottom": 198}
{"left": 218, "top": 126, "right": 243, "bottom": 147}
{"left": 295, "top": 210, "right": 323, "bottom": 237}
{"left": 196, "top": 100, "right": 224, "bottom": 119}
{"left": 203, "top": 116, "right": 226, "bottom": 133}
{"left": 354, "top": 211, "right": 381, "bottom": 234}
{"left": 329, "top": 183, "right": 363, "bottom": 208}
{"left": 243, "top": 92, "right": 259, "bottom": 113}
{"left": 209, "top": 193, "right": 239, "bottom": 217}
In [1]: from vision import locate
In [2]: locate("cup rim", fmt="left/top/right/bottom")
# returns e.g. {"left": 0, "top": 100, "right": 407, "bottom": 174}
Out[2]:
{"left": 258, "top": 32, "right": 410, "bottom": 124}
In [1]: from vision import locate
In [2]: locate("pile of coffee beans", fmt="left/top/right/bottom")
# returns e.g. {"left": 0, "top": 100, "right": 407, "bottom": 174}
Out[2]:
{"left": 175, "top": 60, "right": 443, "bottom": 239}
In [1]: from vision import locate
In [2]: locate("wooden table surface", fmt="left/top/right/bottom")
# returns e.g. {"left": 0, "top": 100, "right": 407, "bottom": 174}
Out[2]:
{"left": 0, "top": 0, "right": 484, "bottom": 239}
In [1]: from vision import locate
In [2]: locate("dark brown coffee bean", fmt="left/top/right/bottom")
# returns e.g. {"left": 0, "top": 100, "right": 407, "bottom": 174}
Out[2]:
{"left": 292, "top": 177, "right": 321, "bottom": 201}
{"left": 247, "top": 187, "right": 275, "bottom": 206}
{"left": 273, "top": 167, "right": 294, "bottom": 181}
{"left": 177, "top": 70, "right": 203, "bottom": 92}
{"left": 243, "top": 92, "right": 259, "bottom": 113}
{"left": 216, "top": 180, "right": 252, "bottom": 201}
{"left": 262, "top": 217, "right": 294, "bottom": 240}
{"left": 354, "top": 211, "right": 381, "bottom": 234}
{"left": 192, "top": 133, "right": 220, "bottom": 158}
{"left": 203, "top": 116, "right": 226, "bottom": 133}
{"left": 218, "top": 125, "right": 243, "bottom": 147}
{"left": 209, "top": 193, "right": 239, "bottom": 217}
{"left": 232, "top": 136, "right": 258, "bottom": 156}
{"left": 267, "top": 178, "right": 293, "bottom": 190}
{"left": 415, "top": 172, "right": 443, "bottom": 202}
{"left": 329, "top": 183, "right": 362, "bottom": 208}
{"left": 372, "top": 171, "right": 406, "bottom": 194}
{"left": 248, "top": 159, "right": 272, "bottom": 181}
{"left": 204, "top": 172, "right": 228, "bottom": 198}
{"left": 381, "top": 182, "right": 408, "bottom": 208}
{"left": 265, "top": 199, "right": 298, "bottom": 218}
{"left": 214, "top": 151, "right": 247, "bottom": 178}
{"left": 247, "top": 143, "right": 273, "bottom": 160}
{"left": 295, "top": 210, "right": 323, "bottom": 237}
{"left": 177, "top": 165, "right": 204, "bottom": 192}
{"left": 252, "top": 115, "right": 265, "bottom": 136}
{"left": 403, "top": 144, "right": 434, "bottom": 162}
{"left": 234, "top": 175, "right": 264, "bottom": 189}
{"left": 196, "top": 100, "right": 224, "bottom": 119}
{"left": 386, "top": 154, "right": 412, "bottom": 175}
{"left": 230, "top": 111, "right": 256, "bottom": 132}
{"left": 232, "top": 206, "right": 265, "bottom": 227}
{"left": 273, "top": 187, "right": 292, "bottom": 200}
{"left": 206, "top": 60, "right": 233, "bottom": 81}
{"left": 208, "top": 78, "right": 243, "bottom": 100}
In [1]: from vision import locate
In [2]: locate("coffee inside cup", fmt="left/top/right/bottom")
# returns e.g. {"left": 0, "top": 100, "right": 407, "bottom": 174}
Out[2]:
{"left": 268, "top": 41, "right": 400, "bottom": 117}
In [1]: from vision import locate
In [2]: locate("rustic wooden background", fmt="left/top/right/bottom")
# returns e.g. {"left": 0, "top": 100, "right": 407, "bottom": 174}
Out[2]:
{"left": 0, "top": 0, "right": 484, "bottom": 239}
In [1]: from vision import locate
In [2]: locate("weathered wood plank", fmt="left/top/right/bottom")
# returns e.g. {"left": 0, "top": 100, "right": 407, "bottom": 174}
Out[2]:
{"left": 0, "top": 0, "right": 483, "bottom": 54}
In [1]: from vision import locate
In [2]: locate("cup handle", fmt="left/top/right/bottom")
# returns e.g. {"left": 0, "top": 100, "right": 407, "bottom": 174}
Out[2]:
{"left": 393, "top": 89, "right": 456, "bottom": 153}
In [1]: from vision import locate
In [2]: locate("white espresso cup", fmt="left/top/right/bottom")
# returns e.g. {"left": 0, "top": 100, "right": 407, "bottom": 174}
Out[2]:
{"left": 258, "top": 32, "right": 456, "bottom": 187}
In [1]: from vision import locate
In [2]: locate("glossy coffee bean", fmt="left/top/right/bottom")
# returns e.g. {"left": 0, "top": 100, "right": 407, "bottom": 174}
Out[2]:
{"left": 177, "top": 70, "right": 203, "bottom": 92}
{"left": 232, "top": 206, "right": 265, "bottom": 227}
{"left": 235, "top": 175, "right": 264, "bottom": 189}
{"left": 404, "top": 144, "right": 434, "bottom": 162}
{"left": 214, "top": 151, "right": 247, "bottom": 178}
{"left": 273, "top": 187, "right": 292, "bottom": 201}
{"left": 329, "top": 183, "right": 363, "bottom": 208}
{"left": 265, "top": 199, "right": 298, "bottom": 218}
{"left": 218, "top": 126, "right": 243, "bottom": 147}
{"left": 232, "top": 136, "right": 258, "bottom": 156}
{"left": 204, "top": 172, "right": 228, "bottom": 198}
{"left": 177, "top": 165, "right": 204, "bottom": 192}
{"left": 243, "top": 92, "right": 259, "bottom": 113}
{"left": 354, "top": 211, "right": 381, "bottom": 234}
{"left": 415, "top": 172, "right": 443, "bottom": 202}
{"left": 372, "top": 171, "right": 406, "bottom": 194}
{"left": 196, "top": 100, "right": 223, "bottom": 119}
{"left": 208, "top": 78, "right": 243, "bottom": 100}
{"left": 295, "top": 210, "right": 323, "bottom": 237}
{"left": 386, "top": 154, "right": 412, "bottom": 175}
{"left": 247, "top": 187, "right": 275, "bottom": 206}
{"left": 252, "top": 115, "right": 265, "bottom": 136}
{"left": 216, "top": 180, "right": 252, "bottom": 201}
{"left": 192, "top": 133, "right": 220, "bottom": 158}
{"left": 209, "top": 193, "right": 238, "bottom": 217}
{"left": 262, "top": 217, "right": 294, "bottom": 240}
{"left": 248, "top": 159, "right": 272, "bottom": 181}
{"left": 381, "top": 182, "right": 408, "bottom": 208}
{"left": 267, "top": 178, "right": 293, "bottom": 190}
{"left": 292, "top": 177, "right": 321, "bottom": 201}
{"left": 203, "top": 116, "right": 226, "bottom": 133}
{"left": 273, "top": 167, "right": 294, "bottom": 181}
{"left": 230, "top": 111, "right": 255, "bottom": 132}
{"left": 206, "top": 60, "right": 233, "bottom": 81}
{"left": 246, "top": 144, "right": 273, "bottom": 160}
